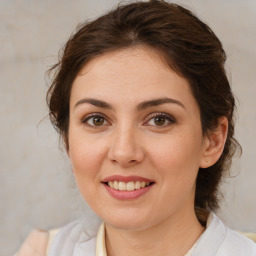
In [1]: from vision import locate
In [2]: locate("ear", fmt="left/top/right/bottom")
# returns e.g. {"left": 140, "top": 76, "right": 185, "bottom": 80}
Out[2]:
{"left": 200, "top": 117, "right": 228, "bottom": 168}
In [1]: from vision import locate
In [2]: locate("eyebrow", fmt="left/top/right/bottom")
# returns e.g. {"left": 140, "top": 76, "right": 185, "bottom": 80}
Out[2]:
{"left": 74, "top": 97, "right": 185, "bottom": 111}
{"left": 136, "top": 97, "right": 185, "bottom": 111}
{"left": 74, "top": 98, "right": 113, "bottom": 110}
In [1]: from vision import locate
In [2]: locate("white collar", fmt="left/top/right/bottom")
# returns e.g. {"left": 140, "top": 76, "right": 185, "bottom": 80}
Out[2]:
{"left": 95, "top": 217, "right": 212, "bottom": 256}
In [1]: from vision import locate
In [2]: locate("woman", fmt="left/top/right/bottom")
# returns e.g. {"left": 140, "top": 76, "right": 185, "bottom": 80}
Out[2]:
{"left": 16, "top": 0, "right": 256, "bottom": 255}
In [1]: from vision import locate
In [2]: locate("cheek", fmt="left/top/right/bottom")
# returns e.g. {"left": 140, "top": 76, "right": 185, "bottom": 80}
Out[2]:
{"left": 68, "top": 133, "right": 107, "bottom": 180}
{"left": 68, "top": 138, "right": 105, "bottom": 206}
{"left": 149, "top": 133, "right": 203, "bottom": 181}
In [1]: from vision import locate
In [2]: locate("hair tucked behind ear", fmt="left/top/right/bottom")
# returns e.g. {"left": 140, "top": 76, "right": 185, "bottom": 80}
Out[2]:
{"left": 47, "top": 0, "right": 241, "bottom": 222}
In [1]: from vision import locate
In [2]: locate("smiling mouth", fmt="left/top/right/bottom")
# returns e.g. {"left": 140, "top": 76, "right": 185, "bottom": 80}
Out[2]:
{"left": 104, "top": 181, "right": 154, "bottom": 191}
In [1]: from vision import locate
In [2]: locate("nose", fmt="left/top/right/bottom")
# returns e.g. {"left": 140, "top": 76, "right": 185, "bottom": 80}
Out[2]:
{"left": 108, "top": 125, "right": 144, "bottom": 168}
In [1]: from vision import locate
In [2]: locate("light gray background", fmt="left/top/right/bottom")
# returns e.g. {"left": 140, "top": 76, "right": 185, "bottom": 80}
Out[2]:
{"left": 1, "top": 0, "right": 255, "bottom": 255}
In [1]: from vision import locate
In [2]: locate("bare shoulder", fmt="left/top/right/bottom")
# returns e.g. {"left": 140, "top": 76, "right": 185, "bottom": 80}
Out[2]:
{"left": 15, "top": 220, "right": 99, "bottom": 256}
{"left": 15, "top": 229, "right": 49, "bottom": 256}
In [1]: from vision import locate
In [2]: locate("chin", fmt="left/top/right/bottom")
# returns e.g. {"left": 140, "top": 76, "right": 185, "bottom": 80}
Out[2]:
{"left": 100, "top": 209, "right": 154, "bottom": 231}
{"left": 108, "top": 219, "right": 149, "bottom": 231}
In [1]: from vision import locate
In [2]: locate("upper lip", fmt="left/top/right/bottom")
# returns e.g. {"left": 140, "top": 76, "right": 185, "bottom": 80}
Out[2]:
{"left": 102, "top": 175, "right": 154, "bottom": 183}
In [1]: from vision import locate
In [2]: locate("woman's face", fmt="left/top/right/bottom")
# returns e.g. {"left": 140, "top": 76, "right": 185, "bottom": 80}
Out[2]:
{"left": 68, "top": 47, "right": 208, "bottom": 230}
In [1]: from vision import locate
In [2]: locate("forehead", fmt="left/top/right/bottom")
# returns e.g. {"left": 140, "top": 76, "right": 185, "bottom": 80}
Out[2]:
{"left": 70, "top": 46, "right": 196, "bottom": 111}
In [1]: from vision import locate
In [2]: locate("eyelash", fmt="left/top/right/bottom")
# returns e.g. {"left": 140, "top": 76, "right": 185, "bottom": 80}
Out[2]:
{"left": 144, "top": 112, "right": 176, "bottom": 127}
{"left": 81, "top": 113, "right": 109, "bottom": 128}
{"left": 81, "top": 112, "right": 176, "bottom": 128}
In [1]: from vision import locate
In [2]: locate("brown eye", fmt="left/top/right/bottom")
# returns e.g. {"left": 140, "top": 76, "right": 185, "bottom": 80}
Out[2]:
{"left": 146, "top": 113, "right": 175, "bottom": 127}
{"left": 82, "top": 114, "right": 108, "bottom": 127}
{"left": 92, "top": 116, "right": 104, "bottom": 126}
{"left": 154, "top": 116, "right": 166, "bottom": 126}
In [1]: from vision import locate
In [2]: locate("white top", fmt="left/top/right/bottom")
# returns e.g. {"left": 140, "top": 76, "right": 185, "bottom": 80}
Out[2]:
{"left": 48, "top": 212, "right": 256, "bottom": 256}
{"left": 95, "top": 222, "right": 199, "bottom": 256}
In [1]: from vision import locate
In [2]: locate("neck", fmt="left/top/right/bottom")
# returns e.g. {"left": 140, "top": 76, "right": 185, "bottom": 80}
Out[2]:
{"left": 105, "top": 209, "right": 205, "bottom": 256}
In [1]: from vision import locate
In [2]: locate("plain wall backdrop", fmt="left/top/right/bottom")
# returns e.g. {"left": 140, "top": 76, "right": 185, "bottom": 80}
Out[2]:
{"left": 1, "top": 0, "right": 255, "bottom": 255}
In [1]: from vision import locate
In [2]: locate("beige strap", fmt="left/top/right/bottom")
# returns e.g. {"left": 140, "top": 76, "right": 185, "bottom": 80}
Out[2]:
{"left": 240, "top": 232, "right": 256, "bottom": 242}
{"left": 46, "top": 229, "right": 60, "bottom": 254}
{"left": 96, "top": 223, "right": 107, "bottom": 256}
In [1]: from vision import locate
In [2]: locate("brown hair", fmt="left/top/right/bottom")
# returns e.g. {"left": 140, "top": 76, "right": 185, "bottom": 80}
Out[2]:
{"left": 47, "top": 0, "right": 240, "bottom": 220}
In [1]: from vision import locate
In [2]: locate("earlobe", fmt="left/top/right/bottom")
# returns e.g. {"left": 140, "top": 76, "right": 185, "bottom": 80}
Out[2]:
{"left": 200, "top": 117, "right": 228, "bottom": 168}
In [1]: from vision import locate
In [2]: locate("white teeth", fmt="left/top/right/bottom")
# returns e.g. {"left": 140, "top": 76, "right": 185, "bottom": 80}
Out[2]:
{"left": 118, "top": 181, "right": 126, "bottom": 191}
{"left": 108, "top": 181, "right": 113, "bottom": 188}
{"left": 113, "top": 181, "right": 118, "bottom": 190}
{"left": 127, "top": 181, "right": 135, "bottom": 191}
{"left": 135, "top": 181, "right": 141, "bottom": 189}
{"left": 107, "top": 181, "right": 151, "bottom": 191}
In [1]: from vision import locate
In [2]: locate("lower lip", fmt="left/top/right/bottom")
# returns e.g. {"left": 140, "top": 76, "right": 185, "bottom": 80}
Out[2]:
{"left": 103, "top": 183, "right": 154, "bottom": 200}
